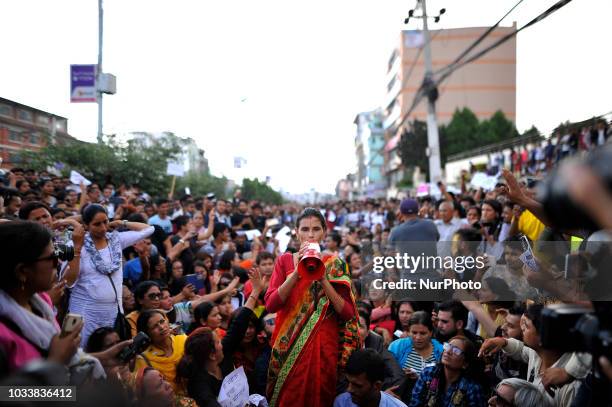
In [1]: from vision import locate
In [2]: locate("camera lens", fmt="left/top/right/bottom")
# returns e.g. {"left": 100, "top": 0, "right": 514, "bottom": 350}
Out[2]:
{"left": 54, "top": 243, "right": 75, "bottom": 262}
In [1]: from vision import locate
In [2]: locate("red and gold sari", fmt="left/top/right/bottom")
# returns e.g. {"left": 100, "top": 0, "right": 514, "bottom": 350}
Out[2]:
{"left": 265, "top": 253, "right": 360, "bottom": 407}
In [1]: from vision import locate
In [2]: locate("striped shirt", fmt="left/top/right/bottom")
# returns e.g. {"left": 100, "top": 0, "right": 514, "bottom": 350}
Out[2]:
{"left": 403, "top": 349, "right": 436, "bottom": 374}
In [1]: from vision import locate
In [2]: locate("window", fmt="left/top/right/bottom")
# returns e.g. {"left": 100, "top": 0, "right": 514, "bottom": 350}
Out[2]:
{"left": 30, "top": 132, "right": 39, "bottom": 145}
{"left": 55, "top": 119, "right": 67, "bottom": 132}
{"left": 18, "top": 109, "right": 33, "bottom": 122}
{"left": 9, "top": 152, "right": 22, "bottom": 164}
{"left": 8, "top": 129, "right": 21, "bottom": 142}
{"left": 36, "top": 115, "right": 50, "bottom": 126}
{"left": 0, "top": 104, "right": 12, "bottom": 117}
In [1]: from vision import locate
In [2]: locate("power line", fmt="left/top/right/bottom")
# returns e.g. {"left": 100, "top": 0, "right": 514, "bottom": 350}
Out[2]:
{"left": 399, "top": 0, "right": 574, "bottom": 128}
{"left": 434, "top": 0, "right": 525, "bottom": 78}
{"left": 437, "top": 0, "right": 573, "bottom": 84}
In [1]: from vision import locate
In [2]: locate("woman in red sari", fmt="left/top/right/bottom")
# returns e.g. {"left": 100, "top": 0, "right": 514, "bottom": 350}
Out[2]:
{"left": 265, "top": 208, "right": 360, "bottom": 407}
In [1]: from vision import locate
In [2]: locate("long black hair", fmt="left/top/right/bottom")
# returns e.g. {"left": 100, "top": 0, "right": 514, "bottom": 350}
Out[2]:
{"left": 0, "top": 221, "right": 52, "bottom": 291}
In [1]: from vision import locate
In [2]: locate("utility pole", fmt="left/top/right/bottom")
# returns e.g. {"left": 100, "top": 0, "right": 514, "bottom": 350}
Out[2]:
{"left": 97, "top": 0, "right": 104, "bottom": 143}
{"left": 420, "top": 0, "right": 442, "bottom": 183}
{"left": 405, "top": 0, "right": 445, "bottom": 183}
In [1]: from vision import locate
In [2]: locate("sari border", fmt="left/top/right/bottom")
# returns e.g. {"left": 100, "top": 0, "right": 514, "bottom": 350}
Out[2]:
{"left": 270, "top": 296, "right": 329, "bottom": 407}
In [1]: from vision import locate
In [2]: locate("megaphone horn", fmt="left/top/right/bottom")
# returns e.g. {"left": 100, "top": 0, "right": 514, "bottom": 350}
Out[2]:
{"left": 297, "top": 243, "right": 326, "bottom": 281}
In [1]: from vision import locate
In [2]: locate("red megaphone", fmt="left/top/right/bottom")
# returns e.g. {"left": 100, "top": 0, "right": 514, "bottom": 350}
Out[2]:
{"left": 297, "top": 243, "right": 325, "bottom": 281}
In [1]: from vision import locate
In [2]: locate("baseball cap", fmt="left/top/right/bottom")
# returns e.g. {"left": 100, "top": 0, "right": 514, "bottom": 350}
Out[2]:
{"left": 206, "top": 193, "right": 216, "bottom": 201}
{"left": 399, "top": 198, "right": 419, "bottom": 215}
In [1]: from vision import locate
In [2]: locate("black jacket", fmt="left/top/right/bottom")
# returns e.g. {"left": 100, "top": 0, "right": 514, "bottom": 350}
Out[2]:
{"left": 185, "top": 307, "right": 256, "bottom": 407}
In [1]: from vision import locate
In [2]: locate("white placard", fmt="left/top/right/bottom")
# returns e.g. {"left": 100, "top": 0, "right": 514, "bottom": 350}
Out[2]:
{"left": 218, "top": 366, "right": 249, "bottom": 407}
{"left": 275, "top": 226, "right": 292, "bottom": 253}
{"left": 69, "top": 170, "right": 91, "bottom": 186}
{"left": 166, "top": 161, "right": 185, "bottom": 177}
{"left": 244, "top": 229, "right": 262, "bottom": 241}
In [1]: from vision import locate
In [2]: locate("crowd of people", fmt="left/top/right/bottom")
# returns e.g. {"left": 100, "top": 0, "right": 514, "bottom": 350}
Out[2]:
{"left": 476, "top": 120, "right": 610, "bottom": 176}
{"left": 0, "top": 134, "right": 611, "bottom": 407}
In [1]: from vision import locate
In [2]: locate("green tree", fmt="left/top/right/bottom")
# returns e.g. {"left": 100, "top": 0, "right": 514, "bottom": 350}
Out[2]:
{"left": 397, "top": 119, "right": 430, "bottom": 180}
{"left": 241, "top": 178, "right": 283, "bottom": 204}
{"left": 24, "top": 133, "right": 187, "bottom": 197}
{"left": 521, "top": 125, "right": 541, "bottom": 138}
{"left": 445, "top": 108, "right": 480, "bottom": 157}
{"left": 176, "top": 171, "right": 228, "bottom": 199}
{"left": 487, "top": 110, "right": 519, "bottom": 142}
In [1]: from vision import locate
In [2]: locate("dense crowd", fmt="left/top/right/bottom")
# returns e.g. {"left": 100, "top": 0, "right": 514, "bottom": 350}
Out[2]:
{"left": 0, "top": 134, "right": 611, "bottom": 407}
{"left": 477, "top": 120, "right": 610, "bottom": 176}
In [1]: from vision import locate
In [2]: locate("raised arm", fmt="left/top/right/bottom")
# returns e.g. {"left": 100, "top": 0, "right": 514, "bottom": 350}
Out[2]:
{"left": 197, "top": 209, "right": 215, "bottom": 241}
{"left": 111, "top": 222, "right": 154, "bottom": 249}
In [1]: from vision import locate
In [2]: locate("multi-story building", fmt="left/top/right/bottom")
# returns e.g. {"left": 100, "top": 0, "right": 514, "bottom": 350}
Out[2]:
{"left": 0, "top": 97, "right": 71, "bottom": 168}
{"left": 383, "top": 25, "right": 517, "bottom": 194}
{"left": 127, "top": 131, "right": 209, "bottom": 175}
{"left": 354, "top": 109, "right": 386, "bottom": 198}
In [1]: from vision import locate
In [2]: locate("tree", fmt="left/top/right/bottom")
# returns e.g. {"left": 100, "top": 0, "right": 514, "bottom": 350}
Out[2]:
{"left": 445, "top": 108, "right": 480, "bottom": 157}
{"left": 23, "top": 133, "right": 189, "bottom": 197}
{"left": 521, "top": 125, "right": 541, "bottom": 138}
{"left": 487, "top": 110, "right": 519, "bottom": 142}
{"left": 397, "top": 119, "right": 430, "bottom": 180}
{"left": 176, "top": 171, "right": 228, "bottom": 199}
{"left": 241, "top": 178, "right": 283, "bottom": 204}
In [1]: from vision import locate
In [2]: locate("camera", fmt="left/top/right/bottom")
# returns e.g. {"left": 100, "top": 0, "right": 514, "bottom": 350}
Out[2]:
{"left": 540, "top": 302, "right": 612, "bottom": 361}
{"left": 53, "top": 228, "right": 75, "bottom": 262}
{"left": 53, "top": 243, "right": 74, "bottom": 262}
{"left": 117, "top": 331, "right": 151, "bottom": 363}
{"left": 538, "top": 144, "right": 612, "bottom": 232}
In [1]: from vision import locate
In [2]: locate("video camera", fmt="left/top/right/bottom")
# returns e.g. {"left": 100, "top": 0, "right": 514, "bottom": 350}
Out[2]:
{"left": 538, "top": 144, "right": 612, "bottom": 232}
{"left": 540, "top": 302, "right": 612, "bottom": 361}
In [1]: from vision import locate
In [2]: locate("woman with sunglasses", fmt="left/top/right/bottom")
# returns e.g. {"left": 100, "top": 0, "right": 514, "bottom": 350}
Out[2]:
{"left": 0, "top": 221, "right": 124, "bottom": 380}
{"left": 68, "top": 204, "right": 154, "bottom": 346}
{"left": 0, "top": 221, "right": 83, "bottom": 373}
{"left": 408, "top": 335, "right": 486, "bottom": 407}
{"left": 127, "top": 281, "right": 167, "bottom": 337}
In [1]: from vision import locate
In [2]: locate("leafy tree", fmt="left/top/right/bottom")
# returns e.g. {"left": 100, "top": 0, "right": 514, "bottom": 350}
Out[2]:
{"left": 176, "top": 171, "right": 228, "bottom": 199}
{"left": 241, "top": 178, "right": 283, "bottom": 204}
{"left": 445, "top": 108, "right": 480, "bottom": 157}
{"left": 487, "top": 110, "right": 519, "bottom": 141}
{"left": 24, "top": 133, "right": 193, "bottom": 197}
{"left": 397, "top": 119, "right": 430, "bottom": 180}
{"left": 521, "top": 125, "right": 541, "bottom": 138}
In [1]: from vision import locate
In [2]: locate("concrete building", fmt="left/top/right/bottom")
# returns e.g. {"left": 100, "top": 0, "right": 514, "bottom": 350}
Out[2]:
{"left": 0, "top": 97, "right": 71, "bottom": 169}
{"left": 383, "top": 25, "right": 517, "bottom": 195}
{"left": 127, "top": 131, "right": 209, "bottom": 175}
{"left": 354, "top": 109, "right": 386, "bottom": 198}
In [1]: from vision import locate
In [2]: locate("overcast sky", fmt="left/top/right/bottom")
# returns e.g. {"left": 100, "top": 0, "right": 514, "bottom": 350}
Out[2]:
{"left": 1, "top": 0, "right": 610, "bottom": 194}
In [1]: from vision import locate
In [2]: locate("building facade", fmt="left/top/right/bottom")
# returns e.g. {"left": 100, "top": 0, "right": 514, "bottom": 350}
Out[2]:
{"left": 383, "top": 25, "right": 517, "bottom": 195}
{"left": 0, "top": 97, "right": 71, "bottom": 169}
{"left": 127, "top": 132, "right": 209, "bottom": 175}
{"left": 353, "top": 109, "right": 386, "bottom": 198}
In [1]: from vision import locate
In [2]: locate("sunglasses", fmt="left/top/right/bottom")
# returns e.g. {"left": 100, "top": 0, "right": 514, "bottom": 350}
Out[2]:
{"left": 32, "top": 252, "right": 60, "bottom": 267}
{"left": 443, "top": 342, "right": 464, "bottom": 356}
{"left": 147, "top": 293, "right": 162, "bottom": 300}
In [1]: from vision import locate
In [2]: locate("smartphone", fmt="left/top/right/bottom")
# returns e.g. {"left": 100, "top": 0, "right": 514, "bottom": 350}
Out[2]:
{"left": 564, "top": 253, "right": 587, "bottom": 280}
{"left": 61, "top": 313, "right": 83, "bottom": 337}
{"left": 519, "top": 235, "right": 539, "bottom": 271}
{"left": 184, "top": 273, "right": 205, "bottom": 292}
{"left": 519, "top": 235, "right": 533, "bottom": 254}
{"left": 118, "top": 332, "right": 151, "bottom": 363}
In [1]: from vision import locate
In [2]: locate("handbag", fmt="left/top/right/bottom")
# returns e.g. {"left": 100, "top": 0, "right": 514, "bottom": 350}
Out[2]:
{"left": 107, "top": 274, "right": 132, "bottom": 340}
